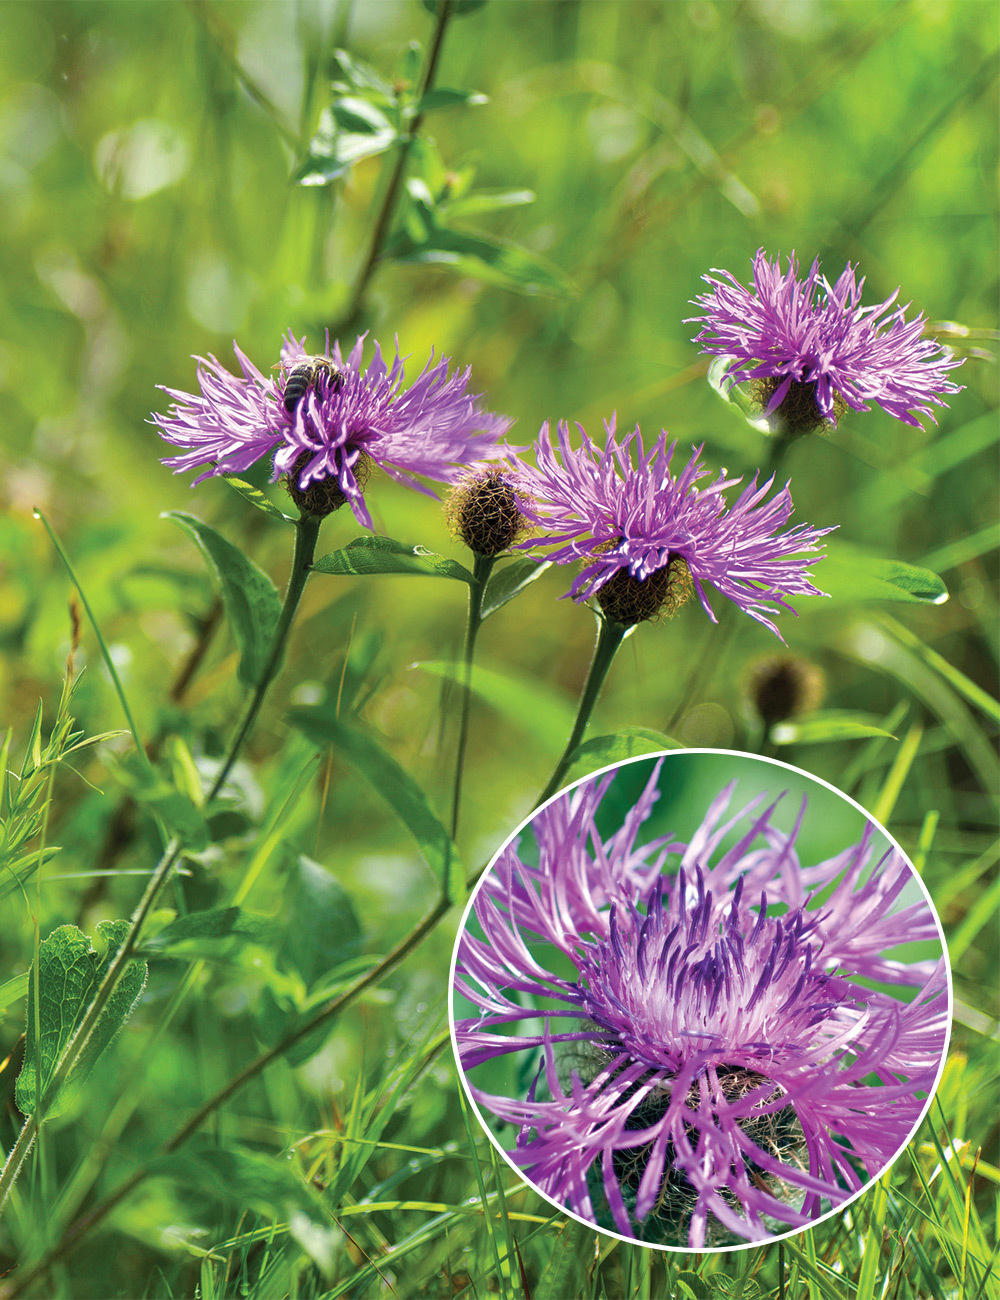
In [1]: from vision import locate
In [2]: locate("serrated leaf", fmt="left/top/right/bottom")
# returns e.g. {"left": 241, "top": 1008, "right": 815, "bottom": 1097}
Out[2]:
{"left": 809, "top": 541, "right": 948, "bottom": 606}
{"left": 165, "top": 512, "right": 282, "bottom": 686}
{"left": 481, "top": 558, "right": 550, "bottom": 619}
{"left": 772, "top": 710, "right": 896, "bottom": 746}
{"left": 140, "top": 906, "right": 274, "bottom": 956}
{"left": 313, "top": 536, "right": 472, "bottom": 583}
{"left": 288, "top": 708, "right": 463, "bottom": 903}
{"left": 152, "top": 1146, "right": 339, "bottom": 1276}
{"left": 563, "top": 728, "right": 683, "bottom": 782}
{"left": 414, "top": 88, "right": 488, "bottom": 113}
{"left": 412, "top": 660, "right": 573, "bottom": 751}
{"left": 222, "top": 475, "right": 294, "bottom": 523}
{"left": 16, "top": 921, "right": 147, "bottom": 1118}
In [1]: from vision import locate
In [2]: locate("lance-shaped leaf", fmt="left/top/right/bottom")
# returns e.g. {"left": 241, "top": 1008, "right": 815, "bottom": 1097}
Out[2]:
{"left": 313, "top": 536, "right": 472, "bottom": 583}
{"left": 16, "top": 921, "right": 147, "bottom": 1118}
{"left": 165, "top": 512, "right": 282, "bottom": 686}
{"left": 222, "top": 474, "right": 294, "bottom": 523}
{"left": 481, "top": 558, "right": 551, "bottom": 619}
{"left": 563, "top": 728, "right": 683, "bottom": 784}
{"left": 289, "top": 707, "right": 464, "bottom": 904}
{"left": 807, "top": 541, "right": 948, "bottom": 606}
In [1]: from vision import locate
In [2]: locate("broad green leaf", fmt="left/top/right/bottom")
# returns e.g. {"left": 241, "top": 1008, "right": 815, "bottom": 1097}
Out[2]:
{"left": 153, "top": 1146, "right": 339, "bottom": 1277}
{"left": 289, "top": 707, "right": 464, "bottom": 903}
{"left": 313, "top": 536, "right": 472, "bottom": 583}
{"left": 480, "top": 558, "right": 551, "bottom": 619}
{"left": 222, "top": 475, "right": 294, "bottom": 523}
{"left": 140, "top": 906, "right": 273, "bottom": 956}
{"left": 113, "top": 752, "right": 209, "bottom": 850}
{"left": 563, "top": 727, "right": 683, "bottom": 782}
{"left": 412, "top": 661, "right": 574, "bottom": 751}
{"left": 164, "top": 512, "right": 282, "bottom": 687}
{"left": 809, "top": 541, "right": 948, "bottom": 606}
{"left": 295, "top": 99, "right": 398, "bottom": 186}
{"left": 387, "top": 228, "right": 574, "bottom": 298}
{"left": 414, "top": 88, "right": 488, "bottom": 113}
{"left": 280, "top": 855, "right": 362, "bottom": 990}
{"left": 16, "top": 921, "right": 148, "bottom": 1118}
{"left": 772, "top": 710, "right": 896, "bottom": 746}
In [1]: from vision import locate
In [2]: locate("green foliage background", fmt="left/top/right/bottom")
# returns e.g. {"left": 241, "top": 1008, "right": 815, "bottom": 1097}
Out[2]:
{"left": 0, "top": 1, "right": 996, "bottom": 1297}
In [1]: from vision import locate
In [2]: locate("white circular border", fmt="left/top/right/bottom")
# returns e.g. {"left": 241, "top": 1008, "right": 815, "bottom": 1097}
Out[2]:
{"left": 447, "top": 747, "right": 955, "bottom": 1254}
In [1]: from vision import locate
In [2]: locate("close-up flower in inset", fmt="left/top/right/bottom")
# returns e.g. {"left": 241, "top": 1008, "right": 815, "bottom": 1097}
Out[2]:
{"left": 511, "top": 420, "right": 832, "bottom": 637}
{"left": 688, "top": 249, "right": 964, "bottom": 435}
{"left": 153, "top": 333, "right": 512, "bottom": 525}
{"left": 452, "top": 758, "right": 949, "bottom": 1249}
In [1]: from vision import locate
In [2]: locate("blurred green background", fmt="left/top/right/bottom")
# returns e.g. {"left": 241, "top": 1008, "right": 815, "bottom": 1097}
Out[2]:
{"left": 0, "top": 1, "right": 996, "bottom": 1296}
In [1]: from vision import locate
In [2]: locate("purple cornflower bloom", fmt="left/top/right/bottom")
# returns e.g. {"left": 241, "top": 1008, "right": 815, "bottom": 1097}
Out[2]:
{"left": 511, "top": 419, "right": 833, "bottom": 639}
{"left": 153, "top": 333, "right": 511, "bottom": 527}
{"left": 453, "top": 762, "right": 949, "bottom": 1248}
{"left": 688, "top": 249, "right": 964, "bottom": 431}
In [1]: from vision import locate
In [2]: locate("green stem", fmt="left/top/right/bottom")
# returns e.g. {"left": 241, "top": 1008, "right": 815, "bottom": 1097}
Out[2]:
{"left": 0, "top": 513, "right": 321, "bottom": 1222}
{"left": 450, "top": 552, "right": 495, "bottom": 842}
{"left": 341, "top": 0, "right": 453, "bottom": 327}
{"left": 535, "top": 616, "right": 628, "bottom": 809}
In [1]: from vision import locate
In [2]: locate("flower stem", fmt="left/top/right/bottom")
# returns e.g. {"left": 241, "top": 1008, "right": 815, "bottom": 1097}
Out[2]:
{"left": 341, "top": 0, "right": 453, "bottom": 327}
{"left": 0, "top": 513, "right": 322, "bottom": 1221}
{"left": 450, "top": 552, "right": 495, "bottom": 842}
{"left": 535, "top": 615, "right": 628, "bottom": 809}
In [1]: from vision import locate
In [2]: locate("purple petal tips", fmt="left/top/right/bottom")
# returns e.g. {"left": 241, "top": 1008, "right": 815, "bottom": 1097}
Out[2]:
{"left": 688, "top": 249, "right": 964, "bottom": 432}
{"left": 511, "top": 419, "right": 834, "bottom": 639}
{"left": 453, "top": 765, "right": 949, "bottom": 1249}
{"left": 153, "top": 333, "right": 512, "bottom": 526}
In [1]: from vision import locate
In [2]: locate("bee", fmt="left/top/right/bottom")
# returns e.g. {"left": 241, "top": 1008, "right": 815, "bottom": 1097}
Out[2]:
{"left": 281, "top": 355, "right": 343, "bottom": 414}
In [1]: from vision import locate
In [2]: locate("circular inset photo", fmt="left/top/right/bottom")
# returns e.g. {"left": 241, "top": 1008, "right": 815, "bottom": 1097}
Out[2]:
{"left": 449, "top": 751, "right": 951, "bottom": 1251}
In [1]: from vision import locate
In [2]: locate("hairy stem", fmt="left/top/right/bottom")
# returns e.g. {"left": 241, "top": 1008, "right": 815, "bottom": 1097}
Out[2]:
{"left": 450, "top": 552, "right": 495, "bottom": 842}
{"left": 341, "top": 0, "right": 453, "bottom": 327}
{"left": 0, "top": 514, "right": 322, "bottom": 1222}
{"left": 535, "top": 615, "right": 628, "bottom": 809}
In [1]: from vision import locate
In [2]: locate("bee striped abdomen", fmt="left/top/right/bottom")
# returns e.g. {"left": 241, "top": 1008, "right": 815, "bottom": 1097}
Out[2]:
{"left": 282, "top": 356, "right": 343, "bottom": 413}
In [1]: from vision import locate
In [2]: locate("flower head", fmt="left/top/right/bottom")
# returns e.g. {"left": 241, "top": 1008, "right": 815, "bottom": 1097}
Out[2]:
{"left": 511, "top": 420, "right": 832, "bottom": 638}
{"left": 453, "top": 762, "right": 949, "bottom": 1248}
{"left": 153, "top": 333, "right": 511, "bottom": 526}
{"left": 688, "top": 249, "right": 964, "bottom": 432}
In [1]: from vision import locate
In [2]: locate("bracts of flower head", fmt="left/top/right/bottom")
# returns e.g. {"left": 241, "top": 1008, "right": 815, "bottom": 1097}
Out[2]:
{"left": 454, "top": 764, "right": 949, "bottom": 1248}
{"left": 688, "top": 249, "right": 964, "bottom": 435}
{"left": 153, "top": 333, "right": 512, "bottom": 526}
{"left": 508, "top": 419, "right": 833, "bottom": 639}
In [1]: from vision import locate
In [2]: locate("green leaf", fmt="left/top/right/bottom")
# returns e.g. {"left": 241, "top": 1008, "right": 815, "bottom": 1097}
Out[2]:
{"left": 706, "top": 354, "right": 768, "bottom": 427}
{"left": 0, "top": 972, "right": 28, "bottom": 1013}
{"left": 809, "top": 541, "right": 948, "bottom": 606}
{"left": 387, "top": 228, "right": 575, "bottom": 298}
{"left": 288, "top": 708, "right": 464, "bottom": 904}
{"left": 16, "top": 921, "right": 148, "bottom": 1118}
{"left": 329, "top": 49, "right": 395, "bottom": 99}
{"left": 444, "top": 188, "right": 535, "bottom": 219}
{"left": 563, "top": 728, "right": 682, "bottom": 781}
{"left": 481, "top": 558, "right": 550, "bottom": 618}
{"left": 164, "top": 512, "right": 282, "bottom": 687}
{"left": 140, "top": 906, "right": 273, "bottom": 957}
{"left": 412, "top": 661, "right": 574, "bottom": 751}
{"left": 295, "top": 98, "right": 398, "bottom": 187}
{"left": 414, "top": 88, "right": 488, "bottom": 113}
{"left": 113, "top": 752, "right": 209, "bottom": 850}
{"left": 222, "top": 475, "right": 294, "bottom": 523}
{"left": 313, "top": 536, "right": 472, "bottom": 583}
{"left": 280, "top": 855, "right": 362, "bottom": 990}
{"left": 772, "top": 710, "right": 896, "bottom": 746}
{"left": 153, "top": 1146, "right": 339, "bottom": 1277}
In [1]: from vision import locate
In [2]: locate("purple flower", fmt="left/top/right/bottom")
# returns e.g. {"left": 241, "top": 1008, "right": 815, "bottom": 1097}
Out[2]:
{"left": 511, "top": 420, "right": 833, "bottom": 639}
{"left": 688, "top": 249, "right": 964, "bottom": 431}
{"left": 453, "top": 762, "right": 949, "bottom": 1248}
{"left": 153, "top": 333, "right": 511, "bottom": 527}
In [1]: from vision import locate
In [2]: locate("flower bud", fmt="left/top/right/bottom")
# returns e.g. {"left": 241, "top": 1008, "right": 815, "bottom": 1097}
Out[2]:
{"left": 446, "top": 468, "right": 527, "bottom": 556}
{"left": 747, "top": 654, "right": 825, "bottom": 725}
{"left": 595, "top": 556, "right": 692, "bottom": 627}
